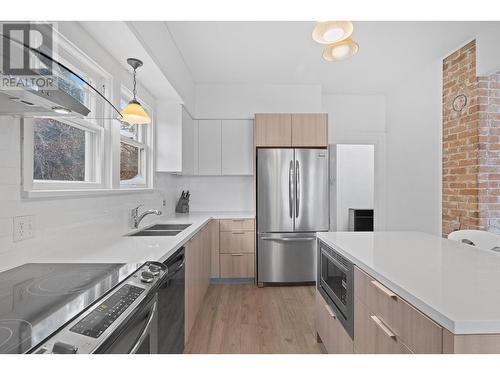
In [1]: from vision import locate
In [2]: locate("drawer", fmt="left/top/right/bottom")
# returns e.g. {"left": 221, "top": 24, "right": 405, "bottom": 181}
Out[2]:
{"left": 316, "top": 290, "right": 353, "bottom": 354}
{"left": 220, "top": 253, "right": 254, "bottom": 278}
{"left": 219, "top": 218, "right": 255, "bottom": 232}
{"left": 354, "top": 267, "right": 442, "bottom": 353}
{"left": 354, "top": 298, "right": 411, "bottom": 354}
{"left": 220, "top": 231, "right": 255, "bottom": 254}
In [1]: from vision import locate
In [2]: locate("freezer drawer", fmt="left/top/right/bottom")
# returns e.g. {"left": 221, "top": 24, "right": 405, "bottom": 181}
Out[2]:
{"left": 257, "top": 233, "right": 317, "bottom": 283}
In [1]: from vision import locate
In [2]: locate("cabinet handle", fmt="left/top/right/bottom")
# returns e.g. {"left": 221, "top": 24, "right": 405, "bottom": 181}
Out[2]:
{"left": 370, "top": 315, "right": 396, "bottom": 339}
{"left": 370, "top": 280, "right": 397, "bottom": 299}
{"left": 324, "top": 304, "right": 336, "bottom": 319}
{"left": 232, "top": 219, "right": 245, "bottom": 222}
{"left": 232, "top": 232, "right": 245, "bottom": 235}
{"left": 231, "top": 253, "right": 245, "bottom": 256}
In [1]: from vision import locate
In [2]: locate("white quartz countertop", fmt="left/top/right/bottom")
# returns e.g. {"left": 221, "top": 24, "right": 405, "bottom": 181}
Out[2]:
{"left": 317, "top": 231, "right": 500, "bottom": 335}
{"left": 29, "top": 211, "right": 254, "bottom": 266}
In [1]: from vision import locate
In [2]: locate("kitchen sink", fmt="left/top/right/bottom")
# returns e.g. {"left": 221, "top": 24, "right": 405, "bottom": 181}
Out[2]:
{"left": 128, "top": 230, "right": 182, "bottom": 237}
{"left": 146, "top": 224, "right": 191, "bottom": 231}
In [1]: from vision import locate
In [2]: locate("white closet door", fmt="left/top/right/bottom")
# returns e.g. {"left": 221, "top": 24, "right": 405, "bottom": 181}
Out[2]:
{"left": 221, "top": 119, "right": 254, "bottom": 175}
{"left": 198, "top": 119, "right": 222, "bottom": 175}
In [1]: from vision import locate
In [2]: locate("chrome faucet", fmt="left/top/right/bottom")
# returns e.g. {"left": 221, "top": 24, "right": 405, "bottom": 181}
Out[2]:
{"left": 131, "top": 205, "right": 162, "bottom": 228}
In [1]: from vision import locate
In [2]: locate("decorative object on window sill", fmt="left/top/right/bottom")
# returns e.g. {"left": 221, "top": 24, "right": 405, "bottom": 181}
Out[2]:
{"left": 312, "top": 21, "right": 359, "bottom": 62}
{"left": 120, "top": 58, "right": 151, "bottom": 124}
{"left": 175, "top": 190, "right": 190, "bottom": 213}
{"left": 452, "top": 93, "right": 468, "bottom": 112}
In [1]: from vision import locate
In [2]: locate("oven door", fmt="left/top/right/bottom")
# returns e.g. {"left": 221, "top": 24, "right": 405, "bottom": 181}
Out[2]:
{"left": 95, "top": 294, "right": 158, "bottom": 354}
{"left": 319, "top": 248, "right": 350, "bottom": 318}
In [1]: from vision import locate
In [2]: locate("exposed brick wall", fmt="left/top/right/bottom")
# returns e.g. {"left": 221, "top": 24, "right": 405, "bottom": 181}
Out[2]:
{"left": 442, "top": 41, "right": 480, "bottom": 236}
{"left": 478, "top": 73, "right": 500, "bottom": 234}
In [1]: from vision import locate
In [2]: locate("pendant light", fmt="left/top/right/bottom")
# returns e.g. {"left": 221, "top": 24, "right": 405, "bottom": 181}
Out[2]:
{"left": 312, "top": 21, "right": 353, "bottom": 44}
{"left": 120, "top": 58, "right": 151, "bottom": 124}
{"left": 322, "top": 38, "right": 359, "bottom": 61}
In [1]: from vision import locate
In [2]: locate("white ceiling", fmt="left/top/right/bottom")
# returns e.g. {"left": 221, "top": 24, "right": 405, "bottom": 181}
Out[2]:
{"left": 166, "top": 21, "right": 492, "bottom": 94}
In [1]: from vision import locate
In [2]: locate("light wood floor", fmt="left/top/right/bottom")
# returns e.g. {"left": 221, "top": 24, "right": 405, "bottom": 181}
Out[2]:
{"left": 185, "top": 284, "right": 323, "bottom": 354}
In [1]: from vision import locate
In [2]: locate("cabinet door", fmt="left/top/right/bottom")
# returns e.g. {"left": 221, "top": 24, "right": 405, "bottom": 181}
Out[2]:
{"left": 210, "top": 220, "right": 220, "bottom": 278}
{"left": 291, "top": 113, "right": 328, "bottom": 147}
{"left": 254, "top": 114, "right": 291, "bottom": 147}
{"left": 220, "top": 254, "right": 254, "bottom": 278}
{"left": 198, "top": 119, "right": 222, "bottom": 175}
{"left": 221, "top": 119, "right": 254, "bottom": 175}
{"left": 182, "top": 112, "right": 198, "bottom": 175}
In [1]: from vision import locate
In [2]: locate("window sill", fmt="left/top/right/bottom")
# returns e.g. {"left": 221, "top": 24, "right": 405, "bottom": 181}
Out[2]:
{"left": 22, "top": 187, "right": 155, "bottom": 199}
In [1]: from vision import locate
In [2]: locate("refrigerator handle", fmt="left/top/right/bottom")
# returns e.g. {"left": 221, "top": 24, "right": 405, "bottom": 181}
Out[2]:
{"left": 288, "top": 160, "right": 294, "bottom": 218}
{"left": 295, "top": 160, "right": 300, "bottom": 218}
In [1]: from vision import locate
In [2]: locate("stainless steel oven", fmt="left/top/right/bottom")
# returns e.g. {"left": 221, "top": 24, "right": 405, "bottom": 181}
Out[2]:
{"left": 318, "top": 241, "right": 354, "bottom": 338}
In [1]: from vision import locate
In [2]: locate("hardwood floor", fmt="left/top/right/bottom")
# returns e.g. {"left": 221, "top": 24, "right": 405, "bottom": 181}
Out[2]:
{"left": 185, "top": 284, "right": 323, "bottom": 354}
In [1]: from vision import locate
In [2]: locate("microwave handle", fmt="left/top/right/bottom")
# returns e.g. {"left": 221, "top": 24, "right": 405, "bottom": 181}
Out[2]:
{"left": 129, "top": 300, "right": 157, "bottom": 354}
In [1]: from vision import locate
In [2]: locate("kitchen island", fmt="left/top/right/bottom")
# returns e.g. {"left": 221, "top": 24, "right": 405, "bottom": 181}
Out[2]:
{"left": 317, "top": 231, "right": 500, "bottom": 354}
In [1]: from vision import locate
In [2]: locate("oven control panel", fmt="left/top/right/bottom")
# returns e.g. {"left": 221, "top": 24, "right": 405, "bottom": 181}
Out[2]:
{"left": 33, "top": 261, "right": 167, "bottom": 354}
{"left": 70, "top": 284, "right": 145, "bottom": 338}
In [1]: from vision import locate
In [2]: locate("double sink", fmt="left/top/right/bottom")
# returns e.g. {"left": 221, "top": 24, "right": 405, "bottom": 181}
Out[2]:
{"left": 128, "top": 223, "right": 191, "bottom": 237}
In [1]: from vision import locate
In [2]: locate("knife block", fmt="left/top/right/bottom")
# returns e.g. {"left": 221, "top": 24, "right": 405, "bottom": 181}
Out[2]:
{"left": 175, "top": 195, "right": 190, "bottom": 213}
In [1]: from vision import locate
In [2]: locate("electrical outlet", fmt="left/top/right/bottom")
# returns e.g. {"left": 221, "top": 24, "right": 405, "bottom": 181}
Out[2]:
{"left": 13, "top": 215, "right": 35, "bottom": 242}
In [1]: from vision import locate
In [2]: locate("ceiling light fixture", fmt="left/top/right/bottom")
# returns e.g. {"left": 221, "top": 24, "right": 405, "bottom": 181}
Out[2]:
{"left": 120, "top": 58, "right": 151, "bottom": 124}
{"left": 322, "top": 38, "right": 359, "bottom": 62}
{"left": 312, "top": 21, "right": 353, "bottom": 44}
{"left": 52, "top": 106, "right": 71, "bottom": 114}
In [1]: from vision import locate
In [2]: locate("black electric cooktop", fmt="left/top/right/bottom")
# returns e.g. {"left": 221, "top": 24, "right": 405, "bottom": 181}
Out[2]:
{"left": 0, "top": 263, "right": 139, "bottom": 354}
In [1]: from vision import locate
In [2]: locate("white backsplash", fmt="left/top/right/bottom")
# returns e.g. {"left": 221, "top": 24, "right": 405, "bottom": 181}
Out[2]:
{"left": 0, "top": 116, "right": 177, "bottom": 272}
{"left": 161, "top": 174, "right": 254, "bottom": 212}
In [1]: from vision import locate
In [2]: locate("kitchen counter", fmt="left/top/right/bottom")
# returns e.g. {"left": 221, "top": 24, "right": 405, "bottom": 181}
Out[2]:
{"left": 317, "top": 231, "right": 500, "bottom": 335}
{"left": 29, "top": 211, "right": 254, "bottom": 266}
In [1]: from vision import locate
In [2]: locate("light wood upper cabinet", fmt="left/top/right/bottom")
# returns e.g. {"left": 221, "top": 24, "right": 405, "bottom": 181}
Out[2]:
{"left": 254, "top": 114, "right": 292, "bottom": 147}
{"left": 221, "top": 119, "right": 254, "bottom": 175}
{"left": 198, "top": 120, "right": 222, "bottom": 175}
{"left": 254, "top": 113, "right": 328, "bottom": 147}
{"left": 291, "top": 113, "right": 328, "bottom": 147}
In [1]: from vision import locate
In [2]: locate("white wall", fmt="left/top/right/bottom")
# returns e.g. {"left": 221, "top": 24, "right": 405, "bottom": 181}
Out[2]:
{"left": 195, "top": 84, "right": 323, "bottom": 119}
{"left": 174, "top": 176, "right": 254, "bottom": 212}
{"left": 335, "top": 145, "right": 375, "bottom": 231}
{"left": 476, "top": 23, "right": 500, "bottom": 76}
{"left": 0, "top": 25, "right": 178, "bottom": 272}
{"left": 385, "top": 60, "right": 442, "bottom": 235}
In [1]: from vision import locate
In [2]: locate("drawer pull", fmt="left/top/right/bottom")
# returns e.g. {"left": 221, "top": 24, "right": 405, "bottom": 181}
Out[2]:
{"left": 232, "top": 219, "right": 245, "bottom": 222}
{"left": 370, "top": 315, "right": 396, "bottom": 339}
{"left": 232, "top": 232, "right": 245, "bottom": 235}
{"left": 324, "top": 304, "right": 336, "bottom": 319}
{"left": 370, "top": 280, "right": 397, "bottom": 299}
{"left": 231, "top": 254, "right": 245, "bottom": 256}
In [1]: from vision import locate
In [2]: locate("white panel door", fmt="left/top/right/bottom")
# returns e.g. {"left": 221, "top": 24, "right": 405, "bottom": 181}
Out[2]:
{"left": 198, "top": 119, "right": 222, "bottom": 175}
{"left": 181, "top": 110, "right": 198, "bottom": 175}
{"left": 221, "top": 119, "right": 254, "bottom": 175}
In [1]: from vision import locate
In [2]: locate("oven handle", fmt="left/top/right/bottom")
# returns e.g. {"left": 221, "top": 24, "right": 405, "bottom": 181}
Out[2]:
{"left": 129, "top": 301, "right": 157, "bottom": 354}
{"left": 260, "top": 237, "right": 316, "bottom": 242}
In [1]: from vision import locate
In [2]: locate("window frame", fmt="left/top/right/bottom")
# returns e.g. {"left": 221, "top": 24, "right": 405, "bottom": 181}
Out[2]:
{"left": 118, "top": 86, "right": 154, "bottom": 189}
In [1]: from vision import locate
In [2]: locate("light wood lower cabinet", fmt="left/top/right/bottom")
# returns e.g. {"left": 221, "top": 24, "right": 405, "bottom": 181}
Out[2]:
{"left": 185, "top": 222, "right": 212, "bottom": 343}
{"left": 354, "top": 267, "right": 442, "bottom": 354}
{"left": 315, "top": 290, "right": 354, "bottom": 354}
{"left": 210, "top": 220, "right": 220, "bottom": 278}
{"left": 220, "top": 254, "right": 255, "bottom": 278}
{"left": 218, "top": 218, "right": 255, "bottom": 279}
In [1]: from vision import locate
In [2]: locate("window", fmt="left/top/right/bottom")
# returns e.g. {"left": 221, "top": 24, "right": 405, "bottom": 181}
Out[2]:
{"left": 118, "top": 89, "right": 152, "bottom": 188}
{"left": 22, "top": 33, "right": 154, "bottom": 197}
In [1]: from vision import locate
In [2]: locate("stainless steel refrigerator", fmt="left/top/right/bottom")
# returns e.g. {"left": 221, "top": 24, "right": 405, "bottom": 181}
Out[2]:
{"left": 257, "top": 148, "right": 329, "bottom": 283}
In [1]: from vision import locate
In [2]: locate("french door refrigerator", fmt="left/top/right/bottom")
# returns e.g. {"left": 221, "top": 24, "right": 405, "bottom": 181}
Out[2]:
{"left": 257, "top": 148, "right": 329, "bottom": 283}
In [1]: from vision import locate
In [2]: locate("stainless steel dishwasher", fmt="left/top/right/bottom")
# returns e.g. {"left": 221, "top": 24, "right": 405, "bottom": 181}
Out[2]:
{"left": 158, "top": 247, "right": 185, "bottom": 354}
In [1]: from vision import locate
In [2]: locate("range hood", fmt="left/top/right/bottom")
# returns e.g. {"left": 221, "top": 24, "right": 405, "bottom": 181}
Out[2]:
{"left": 0, "top": 32, "right": 121, "bottom": 120}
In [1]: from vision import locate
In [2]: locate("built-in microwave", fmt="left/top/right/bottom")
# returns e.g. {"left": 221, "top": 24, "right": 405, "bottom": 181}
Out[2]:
{"left": 318, "top": 241, "right": 354, "bottom": 338}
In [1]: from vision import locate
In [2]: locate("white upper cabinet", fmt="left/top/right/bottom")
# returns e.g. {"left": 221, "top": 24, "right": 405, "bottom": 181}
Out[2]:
{"left": 221, "top": 119, "right": 253, "bottom": 175}
{"left": 156, "top": 101, "right": 182, "bottom": 172}
{"left": 198, "top": 119, "right": 222, "bottom": 175}
{"left": 181, "top": 109, "right": 198, "bottom": 175}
